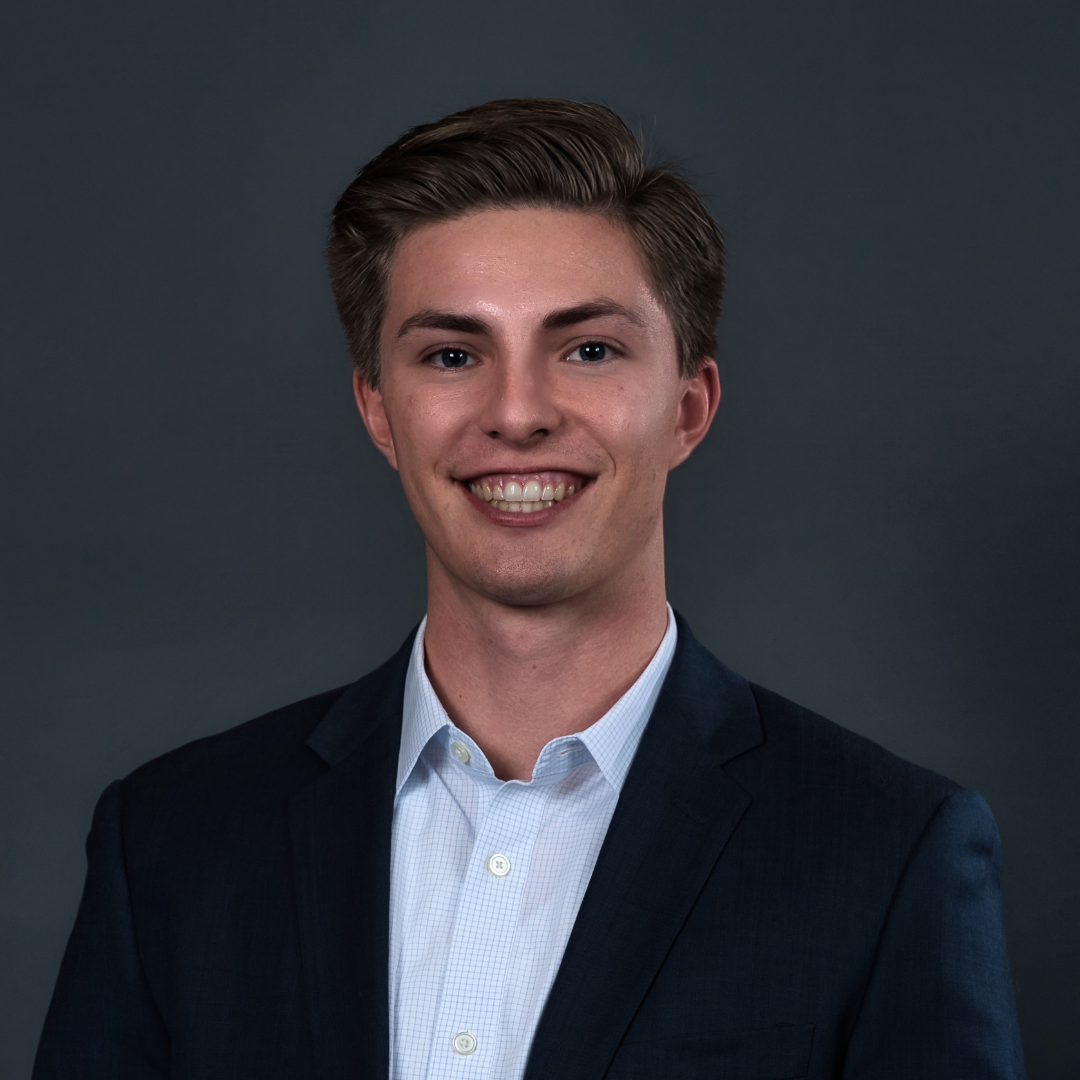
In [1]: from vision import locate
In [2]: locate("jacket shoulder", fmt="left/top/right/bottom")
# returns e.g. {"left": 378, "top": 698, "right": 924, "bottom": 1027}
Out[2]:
{"left": 120, "top": 683, "right": 349, "bottom": 809}
{"left": 737, "top": 680, "right": 962, "bottom": 832}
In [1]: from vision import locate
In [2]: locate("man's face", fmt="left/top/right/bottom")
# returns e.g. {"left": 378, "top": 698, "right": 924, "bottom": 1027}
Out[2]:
{"left": 355, "top": 207, "right": 718, "bottom": 608}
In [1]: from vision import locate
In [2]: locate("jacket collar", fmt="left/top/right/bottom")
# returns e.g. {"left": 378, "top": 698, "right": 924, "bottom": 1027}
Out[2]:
{"left": 305, "top": 626, "right": 417, "bottom": 767}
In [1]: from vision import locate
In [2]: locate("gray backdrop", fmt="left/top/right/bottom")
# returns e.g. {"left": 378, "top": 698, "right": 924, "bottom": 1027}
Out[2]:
{"left": 2, "top": 0, "right": 1077, "bottom": 1075}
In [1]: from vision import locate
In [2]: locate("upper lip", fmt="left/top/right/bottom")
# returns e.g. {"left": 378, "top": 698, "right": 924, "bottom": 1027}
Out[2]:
{"left": 455, "top": 466, "right": 595, "bottom": 482}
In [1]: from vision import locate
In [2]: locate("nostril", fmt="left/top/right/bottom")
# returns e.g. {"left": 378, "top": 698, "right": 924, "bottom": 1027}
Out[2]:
{"left": 484, "top": 427, "right": 550, "bottom": 441}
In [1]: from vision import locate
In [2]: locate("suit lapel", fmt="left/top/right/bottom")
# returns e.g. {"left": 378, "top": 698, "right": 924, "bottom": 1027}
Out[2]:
{"left": 525, "top": 618, "right": 764, "bottom": 1080}
{"left": 289, "top": 635, "right": 414, "bottom": 1080}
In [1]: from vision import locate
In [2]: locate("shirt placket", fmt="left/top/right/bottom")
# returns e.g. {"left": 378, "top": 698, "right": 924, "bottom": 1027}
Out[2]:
{"left": 426, "top": 779, "right": 552, "bottom": 1080}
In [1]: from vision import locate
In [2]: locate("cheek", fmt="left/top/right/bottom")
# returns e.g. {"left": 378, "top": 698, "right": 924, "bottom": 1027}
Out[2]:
{"left": 581, "top": 382, "right": 679, "bottom": 474}
{"left": 385, "top": 387, "right": 470, "bottom": 484}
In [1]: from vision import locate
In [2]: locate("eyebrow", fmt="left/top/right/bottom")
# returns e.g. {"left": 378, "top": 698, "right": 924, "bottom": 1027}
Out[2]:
{"left": 396, "top": 310, "right": 492, "bottom": 339}
{"left": 395, "top": 299, "right": 646, "bottom": 341}
{"left": 541, "top": 300, "right": 646, "bottom": 332}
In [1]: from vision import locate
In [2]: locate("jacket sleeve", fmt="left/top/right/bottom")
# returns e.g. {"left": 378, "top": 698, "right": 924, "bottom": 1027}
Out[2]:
{"left": 843, "top": 788, "right": 1025, "bottom": 1079}
{"left": 33, "top": 780, "right": 170, "bottom": 1079}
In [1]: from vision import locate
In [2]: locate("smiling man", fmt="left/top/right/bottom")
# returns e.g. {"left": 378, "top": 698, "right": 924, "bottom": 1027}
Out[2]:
{"left": 36, "top": 100, "right": 1024, "bottom": 1080}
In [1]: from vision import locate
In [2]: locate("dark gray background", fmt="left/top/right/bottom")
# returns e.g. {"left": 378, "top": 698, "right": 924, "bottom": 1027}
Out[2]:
{"left": 2, "top": 0, "right": 1076, "bottom": 1075}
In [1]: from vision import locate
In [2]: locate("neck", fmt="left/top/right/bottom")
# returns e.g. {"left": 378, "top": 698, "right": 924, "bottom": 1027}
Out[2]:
{"left": 421, "top": 534, "right": 669, "bottom": 781}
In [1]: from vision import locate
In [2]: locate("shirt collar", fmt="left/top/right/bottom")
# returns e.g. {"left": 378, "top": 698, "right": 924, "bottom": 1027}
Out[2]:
{"left": 396, "top": 605, "right": 678, "bottom": 795}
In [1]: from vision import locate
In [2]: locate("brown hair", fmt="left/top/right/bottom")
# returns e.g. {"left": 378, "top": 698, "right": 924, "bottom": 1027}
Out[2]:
{"left": 327, "top": 98, "right": 725, "bottom": 387}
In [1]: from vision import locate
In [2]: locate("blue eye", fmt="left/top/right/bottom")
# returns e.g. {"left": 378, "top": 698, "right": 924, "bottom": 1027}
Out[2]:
{"left": 431, "top": 348, "right": 473, "bottom": 369}
{"left": 570, "top": 342, "right": 609, "bottom": 362}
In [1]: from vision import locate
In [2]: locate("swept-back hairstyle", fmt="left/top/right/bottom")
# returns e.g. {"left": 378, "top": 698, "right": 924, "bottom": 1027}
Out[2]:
{"left": 327, "top": 98, "right": 725, "bottom": 387}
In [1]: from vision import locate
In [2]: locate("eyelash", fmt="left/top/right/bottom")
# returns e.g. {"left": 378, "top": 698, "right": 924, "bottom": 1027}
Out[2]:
{"left": 421, "top": 339, "right": 623, "bottom": 369}
{"left": 566, "top": 340, "right": 621, "bottom": 364}
{"left": 424, "top": 347, "right": 475, "bottom": 370}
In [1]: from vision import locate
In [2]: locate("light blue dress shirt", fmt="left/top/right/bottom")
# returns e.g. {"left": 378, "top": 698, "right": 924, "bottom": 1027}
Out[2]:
{"left": 389, "top": 606, "right": 678, "bottom": 1080}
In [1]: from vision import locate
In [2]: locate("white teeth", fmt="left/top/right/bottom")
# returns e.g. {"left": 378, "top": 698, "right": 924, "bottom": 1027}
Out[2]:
{"left": 498, "top": 500, "right": 554, "bottom": 513}
{"left": 471, "top": 476, "right": 582, "bottom": 511}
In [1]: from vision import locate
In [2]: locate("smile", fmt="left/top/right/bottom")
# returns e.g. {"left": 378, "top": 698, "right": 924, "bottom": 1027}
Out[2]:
{"left": 466, "top": 472, "right": 584, "bottom": 514}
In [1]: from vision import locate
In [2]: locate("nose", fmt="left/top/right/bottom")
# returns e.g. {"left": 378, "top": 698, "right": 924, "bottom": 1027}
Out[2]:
{"left": 477, "top": 352, "right": 562, "bottom": 446}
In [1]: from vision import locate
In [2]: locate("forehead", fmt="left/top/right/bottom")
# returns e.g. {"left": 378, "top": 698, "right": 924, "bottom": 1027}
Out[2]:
{"left": 384, "top": 207, "right": 659, "bottom": 320}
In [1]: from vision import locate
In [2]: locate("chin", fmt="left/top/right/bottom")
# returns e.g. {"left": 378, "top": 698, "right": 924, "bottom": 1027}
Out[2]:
{"left": 458, "top": 550, "right": 592, "bottom": 608}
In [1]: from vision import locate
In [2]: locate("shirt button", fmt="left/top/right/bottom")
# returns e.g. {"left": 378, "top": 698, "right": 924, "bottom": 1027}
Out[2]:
{"left": 450, "top": 742, "right": 471, "bottom": 764}
{"left": 452, "top": 1031, "right": 477, "bottom": 1055}
{"left": 487, "top": 853, "right": 511, "bottom": 877}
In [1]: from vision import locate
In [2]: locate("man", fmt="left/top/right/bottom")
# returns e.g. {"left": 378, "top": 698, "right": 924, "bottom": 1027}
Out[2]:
{"left": 35, "top": 99, "right": 1024, "bottom": 1079}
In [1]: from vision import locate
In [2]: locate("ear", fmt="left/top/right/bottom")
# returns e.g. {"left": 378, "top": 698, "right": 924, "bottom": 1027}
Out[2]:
{"left": 670, "top": 358, "right": 721, "bottom": 469}
{"left": 352, "top": 367, "right": 399, "bottom": 471}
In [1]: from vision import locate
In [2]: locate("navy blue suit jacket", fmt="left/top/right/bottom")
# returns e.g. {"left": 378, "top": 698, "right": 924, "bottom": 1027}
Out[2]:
{"left": 35, "top": 616, "right": 1025, "bottom": 1078}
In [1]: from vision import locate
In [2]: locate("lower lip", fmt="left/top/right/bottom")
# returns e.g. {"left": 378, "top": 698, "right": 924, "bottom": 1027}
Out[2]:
{"left": 462, "top": 484, "right": 585, "bottom": 526}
